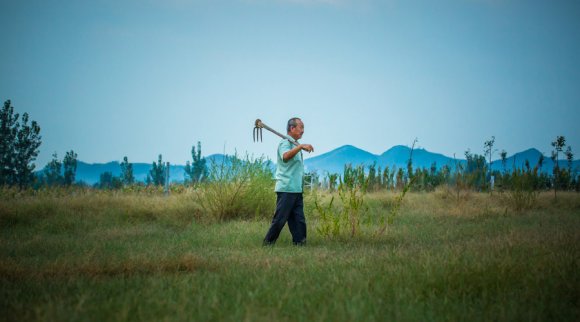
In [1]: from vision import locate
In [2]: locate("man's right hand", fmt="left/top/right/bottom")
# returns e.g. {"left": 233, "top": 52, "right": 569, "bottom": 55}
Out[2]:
{"left": 300, "top": 144, "right": 314, "bottom": 153}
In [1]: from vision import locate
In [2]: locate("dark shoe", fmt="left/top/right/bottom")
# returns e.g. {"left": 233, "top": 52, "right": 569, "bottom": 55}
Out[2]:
{"left": 263, "top": 240, "right": 275, "bottom": 246}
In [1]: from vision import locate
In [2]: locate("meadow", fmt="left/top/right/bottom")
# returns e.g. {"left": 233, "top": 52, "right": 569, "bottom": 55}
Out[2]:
{"left": 1, "top": 189, "right": 579, "bottom": 321}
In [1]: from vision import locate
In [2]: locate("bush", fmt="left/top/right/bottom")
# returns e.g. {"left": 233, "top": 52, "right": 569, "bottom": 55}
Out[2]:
{"left": 501, "top": 169, "right": 538, "bottom": 212}
{"left": 195, "top": 154, "right": 275, "bottom": 221}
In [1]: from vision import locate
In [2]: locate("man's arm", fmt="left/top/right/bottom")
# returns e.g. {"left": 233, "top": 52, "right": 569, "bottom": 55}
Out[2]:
{"left": 283, "top": 144, "right": 314, "bottom": 162}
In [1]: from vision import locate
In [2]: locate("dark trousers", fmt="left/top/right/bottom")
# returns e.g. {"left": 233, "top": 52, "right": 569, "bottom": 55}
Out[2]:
{"left": 263, "top": 192, "right": 307, "bottom": 245}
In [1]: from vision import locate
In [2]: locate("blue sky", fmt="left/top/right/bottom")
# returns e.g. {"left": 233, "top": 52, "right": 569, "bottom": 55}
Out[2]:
{"left": 1, "top": 0, "right": 579, "bottom": 166}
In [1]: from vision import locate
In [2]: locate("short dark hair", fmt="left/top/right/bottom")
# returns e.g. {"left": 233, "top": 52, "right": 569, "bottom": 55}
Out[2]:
{"left": 287, "top": 117, "right": 301, "bottom": 132}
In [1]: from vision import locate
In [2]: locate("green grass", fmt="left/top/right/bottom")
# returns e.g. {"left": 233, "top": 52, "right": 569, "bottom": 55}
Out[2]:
{"left": 1, "top": 190, "right": 579, "bottom": 321}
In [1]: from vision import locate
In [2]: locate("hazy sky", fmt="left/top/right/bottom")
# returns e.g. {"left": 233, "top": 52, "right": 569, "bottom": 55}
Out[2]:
{"left": 1, "top": 0, "right": 579, "bottom": 166}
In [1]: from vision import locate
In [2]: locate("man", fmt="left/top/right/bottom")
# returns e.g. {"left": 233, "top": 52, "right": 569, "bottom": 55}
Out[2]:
{"left": 263, "top": 117, "right": 314, "bottom": 246}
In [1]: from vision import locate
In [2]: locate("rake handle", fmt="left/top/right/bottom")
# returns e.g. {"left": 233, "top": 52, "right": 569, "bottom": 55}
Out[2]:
{"left": 255, "top": 119, "right": 299, "bottom": 147}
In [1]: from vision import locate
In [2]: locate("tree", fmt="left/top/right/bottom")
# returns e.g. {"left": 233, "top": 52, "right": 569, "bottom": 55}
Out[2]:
{"left": 367, "top": 162, "right": 377, "bottom": 192}
{"left": 184, "top": 141, "right": 208, "bottom": 184}
{"left": 407, "top": 138, "right": 418, "bottom": 182}
{"left": 14, "top": 112, "right": 42, "bottom": 188}
{"left": 565, "top": 146, "right": 574, "bottom": 175}
{"left": 97, "top": 171, "right": 122, "bottom": 189}
{"left": 120, "top": 156, "right": 134, "bottom": 185}
{"left": 0, "top": 100, "right": 42, "bottom": 188}
{"left": 464, "top": 149, "right": 487, "bottom": 190}
{"left": 565, "top": 146, "right": 574, "bottom": 191}
{"left": 484, "top": 136, "right": 496, "bottom": 191}
{"left": 0, "top": 100, "right": 18, "bottom": 185}
{"left": 43, "top": 152, "right": 63, "bottom": 186}
{"left": 551, "top": 135, "right": 566, "bottom": 199}
{"left": 150, "top": 154, "right": 166, "bottom": 186}
{"left": 537, "top": 154, "right": 545, "bottom": 172}
{"left": 63, "top": 150, "right": 78, "bottom": 186}
{"left": 500, "top": 150, "right": 507, "bottom": 174}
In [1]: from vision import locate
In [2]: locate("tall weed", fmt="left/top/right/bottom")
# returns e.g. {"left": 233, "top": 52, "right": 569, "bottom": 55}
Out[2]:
{"left": 501, "top": 170, "right": 538, "bottom": 212}
{"left": 314, "top": 165, "right": 370, "bottom": 238}
{"left": 195, "top": 155, "right": 275, "bottom": 221}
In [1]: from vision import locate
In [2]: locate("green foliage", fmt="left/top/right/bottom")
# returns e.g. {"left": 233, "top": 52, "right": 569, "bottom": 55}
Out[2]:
{"left": 42, "top": 152, "right": 63, "bottom": 186}
{"left": 120, "top": 156, "right": 134, "bottom": 186}
{"left": 367, "top": 161, "right": 378, "bottom": 192}
{"left": 325, "top": 172, "right": 339, "bottom": 192}
{"left": 97, "top": 171, "right": 123, "bottom": 189}
{"left": 0, "top": 100, "right": 42, "bottom": 188}
{"left": 63, "top": 150, "right": 78, "bottom": 186}
{"left": 339, "top": 164, "right": 369, "bottom": 237}
{"left": 502, "top": 168, "right": 539, "bottom": 212}
{"left": 184, "top": 141, "right": 208, "bottom": 185}
{"left": 315, "top": 163, "right": 418, "bottom": 238}
{"left": 484, "top": 136, "right": 496, "bottom": 191}
{"left": 313, "top": 193, "right": 338, "bottom": 237}
{"left": 195, "top": 154, "right": 275, "bottom": 221}
{"left": 376, "top": 175, "right": 416, "bottom": 235}
{"left": 0, "top": 100, "right": 18, "bottom": 185}
{"left": 464, "top": 149, "right": 487, "bottom": 191}
{"left": 149, "top": 154, "right": 166, "bottom": 186}
{"left": 551, "top": 135, "right": 567, "bottom": 199}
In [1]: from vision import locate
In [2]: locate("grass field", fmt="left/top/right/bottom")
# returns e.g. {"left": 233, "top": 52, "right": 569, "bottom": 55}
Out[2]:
{"left": 1, "top": 190, "right": 579, "bottom": 321}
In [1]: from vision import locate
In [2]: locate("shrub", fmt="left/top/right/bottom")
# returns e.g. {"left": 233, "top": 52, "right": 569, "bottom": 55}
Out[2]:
{"left": 501, "top": 169, "right": 538, "bottom": 212}
{"left": 195, "top": 154, "right": 275, "bottom": 221}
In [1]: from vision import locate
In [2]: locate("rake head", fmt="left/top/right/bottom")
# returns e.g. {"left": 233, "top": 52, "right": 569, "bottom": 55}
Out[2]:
{"left": 253, "top": 119, "right": 263, "bottom": 142}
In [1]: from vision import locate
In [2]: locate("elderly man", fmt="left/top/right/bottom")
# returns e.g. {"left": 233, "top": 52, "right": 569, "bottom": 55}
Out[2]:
{"left": 263, "top": 117, "right": 314, "bottom": 246}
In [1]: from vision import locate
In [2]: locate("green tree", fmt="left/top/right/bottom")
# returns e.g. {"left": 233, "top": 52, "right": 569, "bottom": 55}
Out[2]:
{"left": 500, "top": 150, "right": 508, "bottom": 174}
{"left": 97, "top": 171, "right": 122, "bottom": 189}
{"left": 407, "top": 138, "right": 418, "bottom": 183}
{"left": 0, "top": 100, "right": 19, "bottom": 185}
{"left": 396, "top": 167, "right": 404, "bottom": 190}
{"left": 43, "top": 152, "right": 63, "bottom": 186}
{"left": 14, "top": 112, "right": 42, "bottom": 188}
{"left": 184, "top": 141, "right": 208, "bottom": 184}
{"left": 150, "top": 154, "right": 166, "bottom": 186}
{"left": 565, "top": 146, "right": 574, "bottom": 190}
{"left": 63, "top": 150, "right": 78, "bottom": 186}
{"left": 120, "top": 156, "right": 134, "bottom": 185}
{"left": 484, "top": 136, "right": 496, "bottom": 191}
{"left": 464, "top": 149, "right": 487, "bottom": 190}
{"left": 537, "top": 154, "right": 545, "bottom": 172}
{"left": 0, "top": 100, "right": 42, "bottom": 188}
{"left": 367, "top": 162, "right": 377, "bottom": 192}
{"left": 565, "top": 146, "right": 573, "bottom": 175}
{"left": 551, "top": 135, "right": 566, "bottom": 199}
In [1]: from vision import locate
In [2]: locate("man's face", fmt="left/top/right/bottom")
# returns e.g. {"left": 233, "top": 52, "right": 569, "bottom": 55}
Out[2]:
{"left": 289, "top": 120, "right": 304, "bottom": 140}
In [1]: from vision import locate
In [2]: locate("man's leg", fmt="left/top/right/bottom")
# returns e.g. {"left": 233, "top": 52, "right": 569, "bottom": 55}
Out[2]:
{"left": 263, "top": 192, "right": 296, "bottom": 245}
{"left": 287, "top": 193, "right": 307, "bottom": 245}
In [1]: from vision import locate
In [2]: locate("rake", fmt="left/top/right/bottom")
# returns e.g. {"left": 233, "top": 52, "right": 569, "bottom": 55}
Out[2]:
{"left": 253, "top": 119, "right": 299, "bottom": 147}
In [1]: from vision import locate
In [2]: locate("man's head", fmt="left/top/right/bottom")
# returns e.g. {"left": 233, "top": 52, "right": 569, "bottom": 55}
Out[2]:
{"left": 287, "top": 117, "right": 304, "bottom": 140}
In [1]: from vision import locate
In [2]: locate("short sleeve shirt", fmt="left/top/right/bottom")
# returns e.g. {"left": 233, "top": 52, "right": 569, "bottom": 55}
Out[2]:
{"left": 274, "top": 139, "right": 304, "bottom": 193}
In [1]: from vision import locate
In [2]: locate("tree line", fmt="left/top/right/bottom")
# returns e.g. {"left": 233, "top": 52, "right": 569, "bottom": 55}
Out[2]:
{"left": 1, "top": 100, "right": 578, "bottom": 192}
{"left": 307, "top": 136, "right": 578, "bottom": 194}
{"left": 0, "top": 100, "right": 208, "bottom": 190}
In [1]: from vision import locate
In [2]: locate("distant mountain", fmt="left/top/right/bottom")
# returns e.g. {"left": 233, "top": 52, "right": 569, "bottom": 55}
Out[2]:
{"left": 305, "top": 145, "right": 461, "bottom": 174}
{"left": 378, "top": 145, "right": 460, "bottom": 170}
{"left": 37, "top": 146, "right": 579, "bottom": 184}
{"left": 304, "top": 145, "right": 377, "bottom": 174}
{"left": 305, "top": 145, "right": 579, "bottom": 175}
{"left": 489, "top": 148, "right": 579, "bottom": 174}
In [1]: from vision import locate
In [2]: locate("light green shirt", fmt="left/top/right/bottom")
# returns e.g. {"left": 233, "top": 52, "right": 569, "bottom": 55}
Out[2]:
{"left": 274, "top": 139, "right": 304, "bottom": 193}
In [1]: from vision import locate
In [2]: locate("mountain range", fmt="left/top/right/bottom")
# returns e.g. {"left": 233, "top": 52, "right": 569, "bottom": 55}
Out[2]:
{"left": 43, "top": 145, "right": 579, "bottom": 185}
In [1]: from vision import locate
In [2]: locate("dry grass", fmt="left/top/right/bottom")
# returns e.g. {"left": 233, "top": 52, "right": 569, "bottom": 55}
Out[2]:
{"left": 1, "top": 189, "right": 579, "bottom": 321}
{"left": 0, "top": 253, "right": 210, "bottom": 280}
